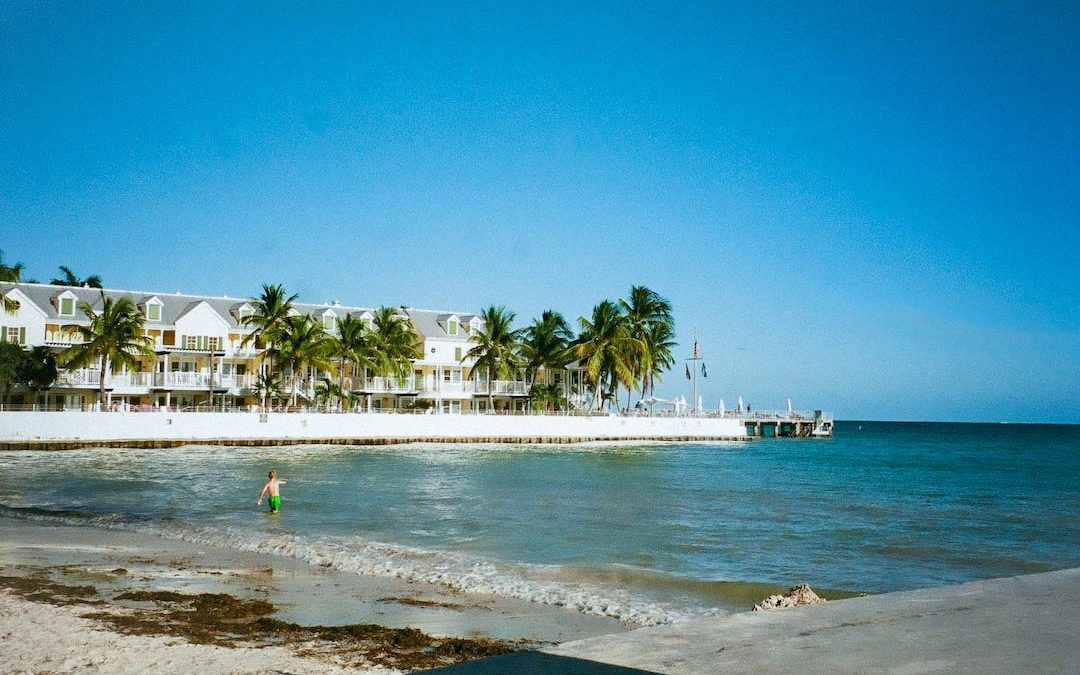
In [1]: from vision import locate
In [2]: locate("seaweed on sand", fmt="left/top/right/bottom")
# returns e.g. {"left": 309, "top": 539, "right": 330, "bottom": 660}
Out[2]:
{"left": 1, "top": 574, "right": 518, "bottom": 671}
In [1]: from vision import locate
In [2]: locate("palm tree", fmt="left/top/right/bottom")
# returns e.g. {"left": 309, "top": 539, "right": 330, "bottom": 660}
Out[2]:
{"left": 331, "top": 314, "right": 374, "bottom": 410}
{"left": 241, "top": 284, "right": 298, "bottom": 374}
{"left": 51, "top": 266, "right": 103, "bottom": 288}
{"left": 0, "top": 250, "right": 26, "bottom": 314}
{"left": 572, "top": 300, "right": 639, "bottom": 412}
{"left": 58, "top": 291, "right": 155, "bottom": 409}
{"left": 0, "top": 250, "right": 27, "bottom": 283}
{"left": 520, "top": 310, "right": 573, "bottom": 387}
{"left": 465, "top": 306, "right": 523, "bottom": 412}
{"left": 17, "top": 346, "right": 58, "bottom": 408}
{"left": 314, "top": 377, "right": 343, "bottom": 412}
{"left": 619, "top": 286, "right": 675, "bottom": 407}
{"left": 367, "top": 307, "right": 421, "bottom": 384}
{"left": 642, "top": 320, "right": 677, "bottom": 397}
{"left": 528, "top": 382, "right": 564, "bottom": 413}
{"left": 277, "top": 314, "right": 333, "bottom": 408}
{"left": 252, "top": 371, "right": 283, "bottom": 410}
{"left": 0, "top": 342, "right": 24, "bottom": 406}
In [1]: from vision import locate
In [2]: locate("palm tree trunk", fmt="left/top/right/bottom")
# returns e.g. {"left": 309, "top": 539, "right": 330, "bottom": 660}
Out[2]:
{"left": 99, "top": 355, "right": 108, "bottom": 410}
{"left": 338, "top": 361, "right": 347, "bottom": 411}
{"left": 290, "top": 362, "right": 299, "bottom": 408}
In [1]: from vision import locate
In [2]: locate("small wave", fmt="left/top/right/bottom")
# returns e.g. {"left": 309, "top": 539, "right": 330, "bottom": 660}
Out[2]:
{"left": 0, "top": 502, "right": 714, "bottom": 626}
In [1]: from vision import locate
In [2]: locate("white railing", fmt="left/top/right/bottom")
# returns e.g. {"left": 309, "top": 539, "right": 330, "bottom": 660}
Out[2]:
{"left": 153, "top": 372, "right": 211, "bottom": 388}
{"left": 437, "top": 381, "right": 476, "bottom": 395}
{"left": 339, "top": 376, "right": 416, "bottom": 393}
{"left": 55, "top": 368, "right": 103, "bottom": 386}
{"left": 55, "top": 369, "right": 152, "bottom": 390}
{"left": 111, "top": 372, "right": 151, "bottom": 388}
{"left": 473, "top": 380, "right": 528, "bottom": 395}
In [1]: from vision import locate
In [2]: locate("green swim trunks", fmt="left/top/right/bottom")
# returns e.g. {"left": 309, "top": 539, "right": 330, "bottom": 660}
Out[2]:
{"left": 268, "top": 495, "right": 281, "bottom": 512}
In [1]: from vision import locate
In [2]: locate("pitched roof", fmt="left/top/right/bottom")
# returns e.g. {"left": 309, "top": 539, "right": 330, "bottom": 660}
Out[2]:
{"left": 0, "top": 282, "right": 482, "bottom": 341}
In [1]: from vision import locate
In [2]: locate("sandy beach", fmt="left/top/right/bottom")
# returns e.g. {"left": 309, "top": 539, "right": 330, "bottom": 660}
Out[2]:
{"left": 0, "top": 518, "right": 629, "bottom": 673}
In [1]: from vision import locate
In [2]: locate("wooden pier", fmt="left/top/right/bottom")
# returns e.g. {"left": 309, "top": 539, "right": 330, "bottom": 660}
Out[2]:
{"left": 740, "top": 410, "right": 834, "bottom": 438}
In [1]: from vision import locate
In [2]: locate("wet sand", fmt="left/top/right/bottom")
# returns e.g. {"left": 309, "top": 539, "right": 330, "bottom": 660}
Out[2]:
{"left": 0, "top": 518, "right": 630, "bottom": 673}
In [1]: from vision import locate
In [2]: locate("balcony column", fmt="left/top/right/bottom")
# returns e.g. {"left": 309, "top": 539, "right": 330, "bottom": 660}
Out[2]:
{"left": 435, "top": 365, "right": 442, "bottom": 414}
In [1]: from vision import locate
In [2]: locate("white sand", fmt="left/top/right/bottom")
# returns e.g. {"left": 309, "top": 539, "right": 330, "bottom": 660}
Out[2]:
{"left": 0, "top": 590, "right": 394, "bottom": 675}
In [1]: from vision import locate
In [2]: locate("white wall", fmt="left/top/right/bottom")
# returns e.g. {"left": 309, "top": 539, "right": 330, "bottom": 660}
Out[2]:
{"left": 0, "top": 411, "right": 748, "bottom": 443}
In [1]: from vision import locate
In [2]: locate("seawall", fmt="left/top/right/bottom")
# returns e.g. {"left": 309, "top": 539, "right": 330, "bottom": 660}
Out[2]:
{"left": 0, "top": 411, "right": 750, "bottom": 450}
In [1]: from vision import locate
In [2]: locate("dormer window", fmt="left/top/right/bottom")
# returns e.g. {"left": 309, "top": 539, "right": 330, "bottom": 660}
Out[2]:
{"left": 323, "top": 314, "right": 336, "bottom": 332}
{"left": 57, "top": 291, "right": 78, "bottom": 317}
{"left": 469, "top": 317, "right": 483, "bottom": 333}
{"left": 447, "top": 319, "right": 459, "bottom": 336}
{"left": 141, "top": 296, "right": 164, "bottom": 322}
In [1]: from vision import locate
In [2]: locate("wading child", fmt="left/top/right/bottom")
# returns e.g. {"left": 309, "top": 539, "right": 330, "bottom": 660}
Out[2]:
{"left": 257, "top": 470, "right": 287, "bottom": 513}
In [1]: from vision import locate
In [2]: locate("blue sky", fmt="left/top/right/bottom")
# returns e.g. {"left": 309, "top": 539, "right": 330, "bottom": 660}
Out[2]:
{"left": 2, "top": 2, "right": 1077, "bottom": 422}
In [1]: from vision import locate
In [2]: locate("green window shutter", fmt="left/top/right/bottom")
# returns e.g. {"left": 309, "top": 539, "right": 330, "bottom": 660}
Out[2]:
{"left": 454, "top": 347, "right": 462, "bottom": 361}
{"left": 19, "top": 327, "right": 26, "bottom": 345}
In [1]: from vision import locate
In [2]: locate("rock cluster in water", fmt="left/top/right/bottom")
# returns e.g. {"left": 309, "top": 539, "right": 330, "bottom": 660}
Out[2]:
{"left": 753, "top": 584, "right": 826, "bottom": 611}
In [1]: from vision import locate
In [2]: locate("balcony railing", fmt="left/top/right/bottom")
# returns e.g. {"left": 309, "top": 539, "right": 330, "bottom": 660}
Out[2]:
{"left": 473, "top": 380, "right": 528, "bottom": 395}
{"left": 55, "top": 368, "right": 103, "bottom": 387}
{"left": 55, "top": 369, "right": 152, "bottom": 389}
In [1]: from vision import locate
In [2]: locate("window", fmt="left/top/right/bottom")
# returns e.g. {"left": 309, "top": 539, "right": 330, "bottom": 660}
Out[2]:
{"left": 323, "top": 315, "right": 336, "bottom": 332}
{"left": 183, "top": 335, "right": 220, "bottom": 351}
{"left": 447, "top": 319, "right": 458, "bottom": 336}
{"left": 147, "top": 303, "right": 161, "bottom": 321}
{"left": 59, "top": 297, "right": 75, "bottom": 316}
{"left": 1, "top": 326, "right": 27, "bottom": 345}
{"left": 454, "top": 346, "right": 462, "bottom": 361}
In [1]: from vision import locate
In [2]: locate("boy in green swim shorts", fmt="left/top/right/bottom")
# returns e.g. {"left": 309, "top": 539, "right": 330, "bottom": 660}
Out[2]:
{"left": 257, "top": 470, "right": 287, "bottom": 513}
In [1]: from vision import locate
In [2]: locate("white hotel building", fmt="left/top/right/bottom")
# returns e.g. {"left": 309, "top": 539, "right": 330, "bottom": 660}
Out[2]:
{"left": 0, "top": 282, "right": 590, "bottom": 413}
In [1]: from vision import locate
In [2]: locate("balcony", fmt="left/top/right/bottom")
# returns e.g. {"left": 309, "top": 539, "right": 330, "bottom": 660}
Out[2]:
{"left": 153, "top": 372, "right": 211, "bottom": 389}
{"left": 55, "top": 368, "right": 103, "bottom": 388}
{"left": 54, "top": 369, "right": 152, "bottom": 392}
{"left": 473, "top": 380, "right": 528, "bottom": 396}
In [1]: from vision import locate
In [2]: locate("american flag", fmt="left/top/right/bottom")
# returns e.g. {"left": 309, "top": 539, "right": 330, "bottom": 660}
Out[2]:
{"left": 693, "top": 340, "right": 700, "bottom": 359}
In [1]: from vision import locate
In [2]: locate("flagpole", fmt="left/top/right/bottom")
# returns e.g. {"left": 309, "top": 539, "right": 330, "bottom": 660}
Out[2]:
{"left": 687, "top": 329, "right": 701, "bottom": 415}
{"left": 693, "top": 330, "right": 697, "bottom": 414}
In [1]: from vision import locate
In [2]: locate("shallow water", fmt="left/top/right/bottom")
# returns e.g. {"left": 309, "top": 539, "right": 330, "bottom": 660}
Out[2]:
{"left": 2, "top": 421, "right": 1077, "bottom": 624}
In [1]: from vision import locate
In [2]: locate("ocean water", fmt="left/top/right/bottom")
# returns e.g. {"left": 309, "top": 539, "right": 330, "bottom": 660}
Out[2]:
{"left": 1, "top": 421, "right": 1078, "bottom": 625}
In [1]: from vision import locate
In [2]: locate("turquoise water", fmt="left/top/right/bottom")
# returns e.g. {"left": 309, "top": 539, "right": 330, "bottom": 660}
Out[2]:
{"left": 1, "top": 421, "right": 1077, "bottom": 624}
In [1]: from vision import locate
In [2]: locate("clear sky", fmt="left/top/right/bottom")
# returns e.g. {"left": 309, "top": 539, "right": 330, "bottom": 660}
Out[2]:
{"left": 2, "top": 2, "right": 1077, "bottom": 423}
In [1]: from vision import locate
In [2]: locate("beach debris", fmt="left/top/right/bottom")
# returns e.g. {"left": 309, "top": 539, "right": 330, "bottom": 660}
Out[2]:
{"left": 1, "top": 570, "right": 518, "bottom": 671}
{"left": 753, "top": 584, "right": 826, "bottom": 611}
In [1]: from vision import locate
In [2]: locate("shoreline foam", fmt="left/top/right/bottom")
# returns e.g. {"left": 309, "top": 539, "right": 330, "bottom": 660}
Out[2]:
{"left": 1, "top": 504, "right": 730, "bottom": 626}
{"left": 0, "top": 517, "right": 631, "bottom": 643}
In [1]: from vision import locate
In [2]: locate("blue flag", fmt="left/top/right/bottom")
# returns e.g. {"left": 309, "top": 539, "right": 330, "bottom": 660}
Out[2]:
{"left": 685, "top": 364, "right": 691, "bottom": 379}
{"left": 702, "top": 363, "right": 707, "bottom": 378}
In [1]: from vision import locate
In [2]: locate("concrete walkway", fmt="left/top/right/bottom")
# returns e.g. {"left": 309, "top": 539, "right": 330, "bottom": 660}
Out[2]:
{"left": 430, "top": 568, "right": 1079, "bottom": 673}
{"left": 539, "top": 568, "right": 1079, "bottom": 674}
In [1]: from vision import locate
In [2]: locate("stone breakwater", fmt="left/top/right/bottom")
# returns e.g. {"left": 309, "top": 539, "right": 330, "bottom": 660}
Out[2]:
{"left": 0, "top": 410, "right": 750, "bottom": 450}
